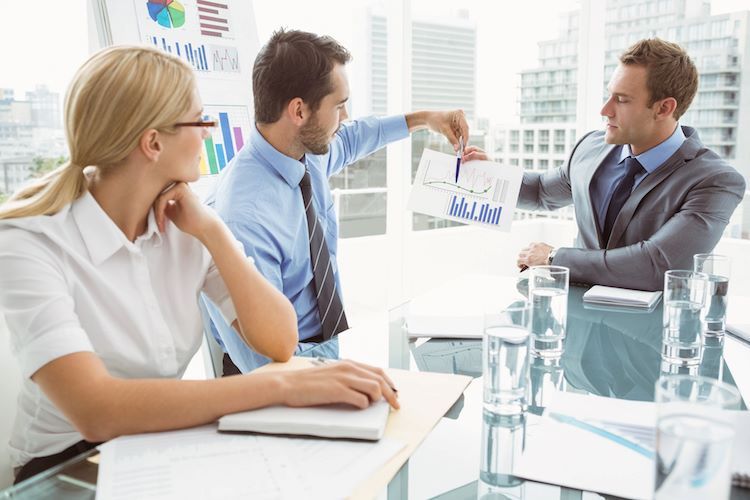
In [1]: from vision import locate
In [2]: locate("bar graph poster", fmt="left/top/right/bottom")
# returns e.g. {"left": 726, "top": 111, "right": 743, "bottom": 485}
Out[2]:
{"left": 199, "top": 104, "right": 252, "bottom": 175}
{"left": 407, "top": 149, "right": 523, "bottom": 232}
{"left": 135, "top": 0, "right": 244, "bottom": 78}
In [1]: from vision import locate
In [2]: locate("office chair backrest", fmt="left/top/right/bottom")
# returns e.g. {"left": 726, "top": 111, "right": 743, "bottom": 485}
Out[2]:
{"left": 198, "top": 296, "right": 225, "bottom": 379}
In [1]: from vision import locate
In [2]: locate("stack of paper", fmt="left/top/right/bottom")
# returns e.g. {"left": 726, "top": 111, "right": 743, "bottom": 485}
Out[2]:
{"left": 218, "top": 400, "right": 390, "bottom": 440}
{"left": 583, "top": 285, "right": 662, "bottom": 308}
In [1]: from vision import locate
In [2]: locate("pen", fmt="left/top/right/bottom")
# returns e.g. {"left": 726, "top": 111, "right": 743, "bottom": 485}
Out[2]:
{"left": 454, "top": 136, "right": 464, "bottom": 182}
{"left": 519, "top": 265, "right": 529, "bottom": 273}
{"left": 311, "top": 357, "right": 398, "bottom": 393}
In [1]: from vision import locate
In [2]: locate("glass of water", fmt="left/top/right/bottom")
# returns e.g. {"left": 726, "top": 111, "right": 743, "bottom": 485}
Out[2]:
{"left": 483, "top": 302, "right": 531, "bottom": 415}
{"left": 693, "top": 254, "right": 730, "bottom": 338}
{"left": 662, "top": 270, "right": 708, "bottom": 366}
{"left": 654, "top": 375, "right": 740, "bottom": 499}
{"left": 528, "top": 265, "right": 569, "bottom": 357}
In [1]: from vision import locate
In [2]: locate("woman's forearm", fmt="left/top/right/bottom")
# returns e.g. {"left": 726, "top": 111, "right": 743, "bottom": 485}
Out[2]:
{"left": 36, "top": 352, "right": 290, "bottom": 442}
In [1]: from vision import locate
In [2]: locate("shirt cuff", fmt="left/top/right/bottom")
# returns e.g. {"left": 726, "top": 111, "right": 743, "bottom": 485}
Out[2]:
{"left": 17, "top": 327, "right": 94, "bottom": 379}
{"left": 381, "top": 115, "right": 410, "bottom": 143}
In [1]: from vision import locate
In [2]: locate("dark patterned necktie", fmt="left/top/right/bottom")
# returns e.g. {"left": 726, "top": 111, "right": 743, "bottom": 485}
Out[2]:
{"left": 299, "top": 169, "right": 349, "bottom": 340}
{"left": 603, "top": 156, "right": 644, "bottom": 242}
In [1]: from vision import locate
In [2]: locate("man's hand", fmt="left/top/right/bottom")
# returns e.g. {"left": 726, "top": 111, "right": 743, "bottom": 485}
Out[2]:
{"left": 462, "top": 145, "right": 489, "bottom": 162}
{"left": 517, "top": 242, "right": 554, "bottom": 269}
{"left": 406, "top": 110, "right": 469, "bottom": 151}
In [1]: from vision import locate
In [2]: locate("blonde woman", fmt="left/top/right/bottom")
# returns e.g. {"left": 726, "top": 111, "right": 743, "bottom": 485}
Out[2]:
{"left": 0, "top": 46, "right": 398, "bottom": 484}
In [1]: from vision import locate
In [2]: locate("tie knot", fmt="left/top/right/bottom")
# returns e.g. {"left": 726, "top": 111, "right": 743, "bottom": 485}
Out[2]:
{"left": 299, "top": 169, "right": 311, "bottom": 188}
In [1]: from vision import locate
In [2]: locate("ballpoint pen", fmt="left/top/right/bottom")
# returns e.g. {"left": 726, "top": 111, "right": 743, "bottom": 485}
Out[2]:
{"left": 454, "top": 136, "right": 464, "bottom": 183}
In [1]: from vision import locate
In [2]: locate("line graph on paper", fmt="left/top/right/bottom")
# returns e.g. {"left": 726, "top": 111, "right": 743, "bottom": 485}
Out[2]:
{"left": 408, "top": 149, "right": 523, "bottom": 232}
{"left": 421, "top": 158, "right": 510, "bottom": 204}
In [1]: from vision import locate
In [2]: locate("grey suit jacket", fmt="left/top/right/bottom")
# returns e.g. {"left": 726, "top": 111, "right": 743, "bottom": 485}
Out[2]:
{"left": 518, "top": 126, "right": 746, "bottom": 291}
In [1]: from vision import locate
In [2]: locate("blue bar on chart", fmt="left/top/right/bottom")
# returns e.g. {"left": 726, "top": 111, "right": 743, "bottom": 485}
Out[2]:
{"left": 215, "top": 144, "right": 226, "bottom": 169}
{"left": 149, "top": 36, "right": 209, "bottom": 71}
{"left": 219, "top": 113, "right": 235, "bottom": 161}
{"left": 447, "top": 195, "right": 502, "bottom": 226}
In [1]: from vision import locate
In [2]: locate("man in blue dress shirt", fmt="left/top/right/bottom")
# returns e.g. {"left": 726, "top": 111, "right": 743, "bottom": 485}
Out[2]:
{"left": 204, "top": 29, "right": 470, "bottom": 374}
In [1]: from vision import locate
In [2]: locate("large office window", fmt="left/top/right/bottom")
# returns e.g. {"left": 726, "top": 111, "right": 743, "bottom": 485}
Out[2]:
{"left": 2, "top": 0, "right": 749, "bottom": 239}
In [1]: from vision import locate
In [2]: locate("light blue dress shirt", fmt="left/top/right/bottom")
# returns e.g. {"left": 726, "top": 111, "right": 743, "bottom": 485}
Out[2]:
{"left": 203, "top": 115, "right": 409, "bottom": 372}
{"left": 590, "top": 125, "right": 686, "bottom": 232}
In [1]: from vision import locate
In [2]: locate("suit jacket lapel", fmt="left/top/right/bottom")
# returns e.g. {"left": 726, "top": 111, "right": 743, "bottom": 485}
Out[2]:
{"left": 606, "top": 129, "right": 702, "bottom": 247}
{"left": 583, "top": 144, "right": 618, "bottom": 249}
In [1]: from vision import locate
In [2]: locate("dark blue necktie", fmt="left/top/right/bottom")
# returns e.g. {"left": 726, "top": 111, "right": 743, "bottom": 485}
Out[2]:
{"left": 603, "top": 156, "right": 644, "bottom": 243}
{"left": 299, "top": 169, "right": 349, "bottom": 340}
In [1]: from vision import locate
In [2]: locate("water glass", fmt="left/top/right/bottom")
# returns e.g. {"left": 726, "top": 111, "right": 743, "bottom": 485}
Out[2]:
{"left": 654, "top": 375, "right": 740, "bottom": 499}
{"left": 693, "top": 254, "right": 730, "bottom": 338}
{"left": 662, "top": 270, "right": 708, "bottom": 365}
{"left": 528, "top": 266, "right": 569, "bottom": 357}
{"left": 483, "top": 302, "right": 531, "bottom": 415}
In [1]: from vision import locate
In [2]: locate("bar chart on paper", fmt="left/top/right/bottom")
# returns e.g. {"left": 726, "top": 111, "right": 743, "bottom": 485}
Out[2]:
{"left": 407, "top": 149, "right": 522, "bottom": 231}
{"left": 199, "top": 105, "right": 252, "bottom": 175}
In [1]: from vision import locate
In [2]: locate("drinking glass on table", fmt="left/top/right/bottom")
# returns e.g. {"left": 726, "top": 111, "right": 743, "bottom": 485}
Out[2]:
{"left": 662, "top": 270, "right": 708, "bottom": 366}
{"left": 483, "top": 302, "right": 531, "bottom": 415}
{"left": 693, "top": 254, "right": 730, "bottom": 338}
{"left": 528, "top": 266, "right": 568, "bottom": 357}
{"left": 654, "top": 375, "right": 740, "bottom": 499}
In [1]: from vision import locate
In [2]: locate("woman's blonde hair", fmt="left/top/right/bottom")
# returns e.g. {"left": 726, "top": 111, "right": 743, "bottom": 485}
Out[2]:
{"left": 0, "top": 45, "right": 196, "bottom": 219}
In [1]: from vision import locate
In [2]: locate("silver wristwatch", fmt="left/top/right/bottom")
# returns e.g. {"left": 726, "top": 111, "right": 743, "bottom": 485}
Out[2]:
{"left": 547, "top": 247, "right": 557, "bottom": 265}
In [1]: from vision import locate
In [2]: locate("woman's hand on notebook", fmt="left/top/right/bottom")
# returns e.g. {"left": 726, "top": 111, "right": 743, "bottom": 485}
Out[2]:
{"left": 280, "top": 360, "right": 400, "bottom": 410}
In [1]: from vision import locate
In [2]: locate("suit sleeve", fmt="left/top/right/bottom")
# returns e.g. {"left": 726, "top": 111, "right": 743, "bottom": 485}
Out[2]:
{"left": 554, "top": 168, "right": 746, "bottom": 291}
{"left": 517, "top": 131, "right": 596, "bottom": 211}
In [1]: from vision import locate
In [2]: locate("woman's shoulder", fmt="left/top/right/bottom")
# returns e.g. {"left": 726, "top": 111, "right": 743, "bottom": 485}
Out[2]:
{"left": 0, "top": 205, "right": 75, "bottom": 258}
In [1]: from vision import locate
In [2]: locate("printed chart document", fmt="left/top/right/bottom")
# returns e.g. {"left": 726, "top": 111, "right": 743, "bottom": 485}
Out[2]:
{"left": 408, "top": 149, "right": 523, "bottom": 231}
{"left": 96, "top": 425, "right": 405, "bottom": 500}
{"left": 218, "top": 400, "right": 390, "bottom": 440}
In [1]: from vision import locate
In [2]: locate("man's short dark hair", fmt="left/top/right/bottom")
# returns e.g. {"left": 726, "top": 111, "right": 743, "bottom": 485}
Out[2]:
{"left": 253, "top": 29, "right": 352, "bottom": 124}
{"left": 620, "top": 38, "right": 698, "bottom": 120}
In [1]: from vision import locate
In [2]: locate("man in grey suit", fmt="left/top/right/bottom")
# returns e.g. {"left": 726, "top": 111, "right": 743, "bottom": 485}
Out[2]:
{"left": 514, "top": 38, "right": 746, "bottom": 291}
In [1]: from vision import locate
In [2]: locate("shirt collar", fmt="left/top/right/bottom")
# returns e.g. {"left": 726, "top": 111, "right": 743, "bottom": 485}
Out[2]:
{"left": 619, "top": 124, "right": 686, "bottom": 173}
{"left": 72, "top": 191, "right": 162, "bottom": 265}
{"left": 249, "top": 124, "right": 306, "bottom": 187}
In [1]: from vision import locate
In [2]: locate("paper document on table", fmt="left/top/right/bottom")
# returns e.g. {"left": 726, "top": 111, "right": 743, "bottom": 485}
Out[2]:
{"left": 95, "top": 424, "right": 405, "bottom": 499}
{"left": 406, "top": 274, "right": 511, "bottom": 338}
{"left": 407, "top": 149, "right": 522, "bottom": 231}
{"left": 514, "top": 392, "right": 750, "bottom": 497}
{"left": 727, "top": 295, "right": 750, "bottom": 344}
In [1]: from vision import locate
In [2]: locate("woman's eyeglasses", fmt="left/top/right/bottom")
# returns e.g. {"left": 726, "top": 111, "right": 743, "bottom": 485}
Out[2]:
{"left": 174, "top": 114, "right": 218, "bottom": 128}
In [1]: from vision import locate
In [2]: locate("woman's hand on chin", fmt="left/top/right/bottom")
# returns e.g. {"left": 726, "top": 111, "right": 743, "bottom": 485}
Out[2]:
{"left": 153, "top": 182, "right": 221, "bottom": 240}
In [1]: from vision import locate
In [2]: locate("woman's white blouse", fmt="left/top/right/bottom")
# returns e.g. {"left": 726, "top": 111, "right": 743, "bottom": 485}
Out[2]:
{"left": 0, "top": 191, "right": 244, "bottom": 467}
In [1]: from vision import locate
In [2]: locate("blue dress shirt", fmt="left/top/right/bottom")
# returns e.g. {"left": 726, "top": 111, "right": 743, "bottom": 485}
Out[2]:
{"left": 203, "top": 115, "right": 409, "bottom": 372}
{"left": 590, "top": 125, "right": 686, "bottom": 232}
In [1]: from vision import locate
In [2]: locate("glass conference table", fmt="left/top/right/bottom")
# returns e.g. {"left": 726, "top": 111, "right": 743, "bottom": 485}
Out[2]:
{"left": 3, "top": 274, "right": 750, "bottom": 499}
